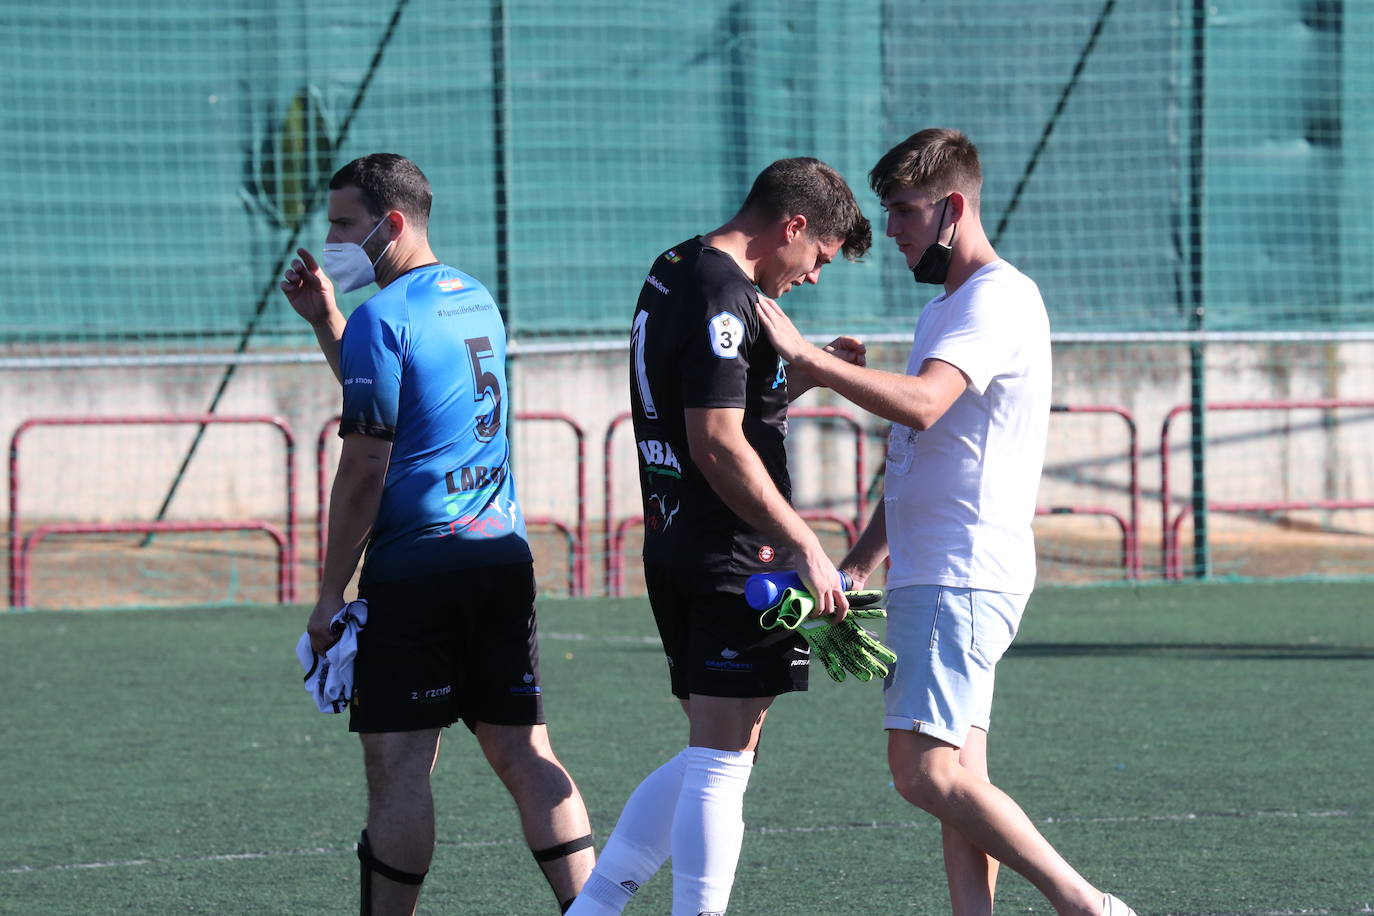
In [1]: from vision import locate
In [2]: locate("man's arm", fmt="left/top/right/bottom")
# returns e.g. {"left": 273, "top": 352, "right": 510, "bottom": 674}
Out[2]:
{"left": 757, "top": 297, "right": 967, "bottom": 429}
{"left": 785, "top": 335, "right": 867, "bottom": 402}
{"left": 281, "top": 247, "right": 348, "bottom": 383}
{"left": 308, "top": 433, "right": 392, "bottom": 652}
{"left": 685, "top": 406, "right": 848, "bottom": 617}
{"left": 839, "top": 501, "right": 889, "bottom": 590}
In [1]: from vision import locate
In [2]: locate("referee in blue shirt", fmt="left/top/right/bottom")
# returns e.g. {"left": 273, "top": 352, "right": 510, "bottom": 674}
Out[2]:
{"left": 282, "top": 154, "right": 593, "bottom": 915}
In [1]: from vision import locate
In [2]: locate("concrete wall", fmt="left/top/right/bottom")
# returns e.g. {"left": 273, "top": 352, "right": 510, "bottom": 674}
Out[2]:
{"left": 4, "top": 340, "right": 1372, "bottom": 584}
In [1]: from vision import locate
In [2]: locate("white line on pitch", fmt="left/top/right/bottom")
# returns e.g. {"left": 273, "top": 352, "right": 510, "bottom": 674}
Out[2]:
{"left": 2, "top": 810, "right": 1362, "bottom": 877}
{"left": 542, "top": 630, "right": 661, "bottom": 645}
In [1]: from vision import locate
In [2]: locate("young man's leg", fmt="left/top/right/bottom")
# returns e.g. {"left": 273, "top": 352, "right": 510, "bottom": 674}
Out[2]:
{"left": 889, "top": 729, "right": 1103, "bottom": 916}
{"left": 669, "top": 694, "right": 771, "bottom": 916}
{"left": 941, "top": 727, "right": 999, "bottom": 916}
{"left": 567, "top": 745, "right": 689, "bottom": 914}
{"left": 476, "top": 722, "right": 595, "bottom": 911}
{"left": 566, "top": 696, "right": 769, "bottom": 916}
{"left": 882, "top": 586, "right": 1117, "bottom": 916}
{"left": 359, "top": 728, "right": 443, "bottom": 916}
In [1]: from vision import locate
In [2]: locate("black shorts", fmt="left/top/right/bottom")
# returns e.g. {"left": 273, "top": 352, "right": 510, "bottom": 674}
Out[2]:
{"left": 349, "top": 563, "right": 544, "bottom": 734}
{"left": 644, "top": 561, "right": 810, "bottom": 700}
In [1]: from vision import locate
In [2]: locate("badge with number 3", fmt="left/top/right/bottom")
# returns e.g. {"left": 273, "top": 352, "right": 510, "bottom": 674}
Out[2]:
{"left": 708, "top": 312, "right": 740, "bottom": 359}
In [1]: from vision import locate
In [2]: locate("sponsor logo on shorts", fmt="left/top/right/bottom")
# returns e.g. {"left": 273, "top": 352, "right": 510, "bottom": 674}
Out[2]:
{"left": 620, "top": 880, "right": 641, "bottom": 895}
{"left": 758, "top": 545, "right": 775, "bottom": 563}
{"left": 509, "top": 672, "right": 542, "bottom": 695}
{"left": 411, "top": 685, "right": 453, "bottom": 703}
{"left": 705, "top": 647, "right": 753, "bottom": 672}
{"left": 791, "top": 658, "right": 810, "bottom": 667}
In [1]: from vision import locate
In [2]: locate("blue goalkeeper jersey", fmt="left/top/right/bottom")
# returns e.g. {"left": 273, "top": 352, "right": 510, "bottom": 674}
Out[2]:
{"left": 338, "top": 263, "right": 531, "bottom": 586}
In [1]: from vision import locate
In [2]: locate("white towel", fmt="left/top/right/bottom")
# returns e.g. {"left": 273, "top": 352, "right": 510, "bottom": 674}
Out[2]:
{"left": 295, "top": 599, "right": 369, "bottom": 714}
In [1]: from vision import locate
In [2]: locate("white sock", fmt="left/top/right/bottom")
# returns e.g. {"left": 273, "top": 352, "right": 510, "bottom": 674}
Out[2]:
{"left": 565, "top": 750, "right": 689, "bottom": 915}
{"left": 670, "top": 746, "right": 755, "bottom": 916}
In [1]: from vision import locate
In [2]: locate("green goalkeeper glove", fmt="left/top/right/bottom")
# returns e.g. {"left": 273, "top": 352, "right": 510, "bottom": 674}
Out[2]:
{"left": 757, "top": 587, "right": 885, "bottom": 630}
{"left": 759, "top": 588, "right": 897, "bottom": 683}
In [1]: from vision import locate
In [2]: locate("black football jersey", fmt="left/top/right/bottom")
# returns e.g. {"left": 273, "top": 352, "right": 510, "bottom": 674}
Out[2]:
{"left": 629, "top": 237, "right": 794, "bottom": 575}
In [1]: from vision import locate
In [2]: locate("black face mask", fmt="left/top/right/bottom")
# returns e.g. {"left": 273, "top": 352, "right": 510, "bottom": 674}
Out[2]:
{"left": 911, "top": 196, "right": 956, "bottom": 285}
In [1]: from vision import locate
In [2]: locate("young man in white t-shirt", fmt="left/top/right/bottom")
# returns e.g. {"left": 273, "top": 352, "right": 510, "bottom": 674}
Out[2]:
{"left": 756, "top": 128, "right": 1137, "bottom": 916}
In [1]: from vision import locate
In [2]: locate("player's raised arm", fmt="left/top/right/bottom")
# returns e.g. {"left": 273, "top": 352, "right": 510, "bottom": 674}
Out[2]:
{"left": 757, "top": 294, "right": 966, "bottom": 430}
{"left": 281, "top": 247, "right": 347, "bottom": 382}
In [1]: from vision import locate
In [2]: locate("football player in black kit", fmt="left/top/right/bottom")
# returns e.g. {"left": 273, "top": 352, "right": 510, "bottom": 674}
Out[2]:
{"left": 568, "top": 158, "right": 871, "bottom": 916}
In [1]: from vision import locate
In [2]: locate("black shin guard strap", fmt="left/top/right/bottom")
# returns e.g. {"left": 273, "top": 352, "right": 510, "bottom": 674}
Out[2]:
{"left": 531, "top": 833, "right": 594, "bottom": 863}
{"left": 358, "top": 827, "right": 427, "bottom": 915}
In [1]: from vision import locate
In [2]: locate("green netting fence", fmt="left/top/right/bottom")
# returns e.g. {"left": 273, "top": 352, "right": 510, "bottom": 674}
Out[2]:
{"left": 3, "top": 2, "right": 1373, "bottom": 606}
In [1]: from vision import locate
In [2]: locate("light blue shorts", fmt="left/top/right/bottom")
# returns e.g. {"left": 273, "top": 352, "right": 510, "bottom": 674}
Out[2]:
{"left": 881, "top": 585, "right": 1028, "bottom": 746}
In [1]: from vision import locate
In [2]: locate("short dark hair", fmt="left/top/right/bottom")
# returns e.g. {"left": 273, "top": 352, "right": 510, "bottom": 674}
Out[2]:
{"left": 330, "top": 153, "right": 432, "bottom": 231}
{"left": 869, "top": 129, "right": 982, "bottom": 208}
{"left": 741, "top": 158, "right": 872, "bottom": 261}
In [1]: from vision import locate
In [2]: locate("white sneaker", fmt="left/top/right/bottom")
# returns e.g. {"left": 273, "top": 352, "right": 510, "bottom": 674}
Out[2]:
{"left": 1102, "top": 893, "right": 1138, "bottom": 916}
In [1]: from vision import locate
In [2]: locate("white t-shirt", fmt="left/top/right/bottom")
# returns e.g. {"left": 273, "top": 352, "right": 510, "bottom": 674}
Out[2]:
{"left": 883, "top": 260, "right": 1051, "bottom": 594}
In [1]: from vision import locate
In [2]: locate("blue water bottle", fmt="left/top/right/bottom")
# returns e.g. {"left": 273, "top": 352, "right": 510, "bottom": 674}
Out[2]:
{"left": 745, "top": 569, "right": 851, "bottom": 610}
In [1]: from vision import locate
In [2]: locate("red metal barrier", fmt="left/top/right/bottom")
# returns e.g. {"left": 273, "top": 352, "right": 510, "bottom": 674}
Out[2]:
{"left": 314, "top": 416, "right": 342, "bottom": 589}
{"left": 525, "top": 516, "right": 578, "bottom": 596}
{"left": 1167, "top": 499, "right": 1374, "bottom": 580}
{"left": 517, "top": 413, "right": 588, "bottom": 596}
{"left": 1035, "top": 506, "right": 1134, "bottom": 577}
{"left": 1046, "top": 404, "right": 1140, "bottom": 578}
{"left": 316, "top": 412, "right": 588, "bottom": 596}
{"left": 789, "top": 407, "right": 868, "bottom": 527}
{"left": 1160, "top": 399, "right": 1374, "bottom": 580}
{"left": 602, "top": 408, "right": 868, "bottom": 597}
{"left": 9, "top": 414, "right": 298, "bottom": 608}
{"left": 15, "top": 521, "right": 290, "bottom": 607}
{"left": 607, "top": 515, "right": 642, "bottom": 599}
{"left": 602, "top": 411, "right": 634, "bottom": 597}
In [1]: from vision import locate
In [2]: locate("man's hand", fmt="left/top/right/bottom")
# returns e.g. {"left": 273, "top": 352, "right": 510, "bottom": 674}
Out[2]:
{"left": 822, "top": 335, "right": 866, "bottom": 367}
{"left": 281, "top": 247, "right": 340, "bottom": 328}
{"left": 754, "top": 295, "right": 815, "bottom": 364}
{"left": 760, "top": 588, "right": 885, "bottom": 631}
{"left": 759, "top": 589, "right": 896, "bottom": 683}
{"left": 794, "top": 543, "right": 849, "bottom": 620}
{"left": 838, "top": 567, "right": 869, "bottom": 590}
{"left": 756, "top": 297, "right": 866, "bottom": 398}
{"left": 306, "top": 595, "right": 346, "bottom": 656}
{"left": 282, "top": 246, "right": 348, "bottom": 381}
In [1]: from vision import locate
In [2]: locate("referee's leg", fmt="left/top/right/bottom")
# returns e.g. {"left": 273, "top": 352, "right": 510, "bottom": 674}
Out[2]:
{"left": 359, "top": 728, "right": 443, "bottom": 915}
{"left": 477, "top": 721, "right": 595, "bottom": 910}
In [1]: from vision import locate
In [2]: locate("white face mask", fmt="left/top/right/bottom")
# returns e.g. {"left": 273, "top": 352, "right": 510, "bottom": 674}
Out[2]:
{"left": 321, "top": 217, "right": 392, "bottom": 293}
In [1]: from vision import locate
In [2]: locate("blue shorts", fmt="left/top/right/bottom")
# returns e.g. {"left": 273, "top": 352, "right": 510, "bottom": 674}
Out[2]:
{"left": 881, "top": 585, "right": 1027, "bottom": 747}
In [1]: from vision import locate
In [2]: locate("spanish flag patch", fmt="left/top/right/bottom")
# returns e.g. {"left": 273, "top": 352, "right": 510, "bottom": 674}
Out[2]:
{"left": 437, "top": 278, "right": 465, "bottom": 292}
